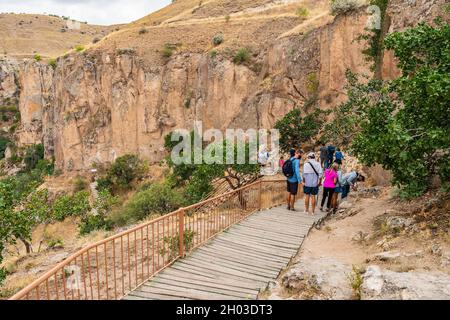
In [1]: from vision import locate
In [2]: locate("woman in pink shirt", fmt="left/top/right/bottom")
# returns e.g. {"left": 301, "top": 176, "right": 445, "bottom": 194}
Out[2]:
{"left": 320, "top": 163, "right": 338, "bottom": 211}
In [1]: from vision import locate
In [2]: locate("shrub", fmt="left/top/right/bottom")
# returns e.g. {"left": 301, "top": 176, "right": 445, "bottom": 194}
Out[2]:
{"left": 106, "top": 154, "right": 146, "bottom": 191}
{"left": 23, "top": 144, "right": 44, "bottom": 171}
{"left": 296, "top": 6, "right": 309, "bottom": 19}
{"left": 73, "top": 176, "right": 88, "bottom": 192}
{"left": 210, "top": 50, "right": 218, "bottom": 58}
{"left": 92, "top": 37, "right": 101, "bottom": 44}
{"left": 53, "top": 191, "right": 91, "bottom": 221}
{"left": 330, "top": 0, "right": 363, "bottom": 15}
{"left": 212, "top": 33, "right": 224, "bottom": 46}
{"left": 306, "top": 72, "right": 319, "bottom": 96}
{"left": 79, "top": 190, "right": 117, "bottom": 234}
{"left": 46, "top": 238, "right": 64, "bottom": 249}
{"left": 159, "top": 230, "right": 195, "bottom": 260}
{"left": 118, "top": 182, "right": 186, "bottom": 225}
{"left": 138, "top": 27, "right": 147, "bottom": 35}
{"left": 233, "top": 48, "right": 250, "bottom": 64}
{"left": 74, "top": 45, "right": 85, "bottom": 52}
{"left": 161, "top": 44, "right": 174, "bottom": 58}
{"left": 34, "top": 54, "right": 41, "bottom": 62}
{"left": 225, "top": 15, "right": 230, "bottom": 23}
{"left": 48, "top": 58, "right": 57, "bottom": 69}
{"left": 0, "top": 135, "right": 10, "bottom": 159}
{"left": 79, "top": 214, "right": 111, "bottom": 235}
{"left": 348, "top": 265, "right": 364, "bottom": 300}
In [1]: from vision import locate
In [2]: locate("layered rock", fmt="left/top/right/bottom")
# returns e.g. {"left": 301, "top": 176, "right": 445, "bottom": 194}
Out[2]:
{"left": 13, "top": 11, "right": 372, "bottom": 172}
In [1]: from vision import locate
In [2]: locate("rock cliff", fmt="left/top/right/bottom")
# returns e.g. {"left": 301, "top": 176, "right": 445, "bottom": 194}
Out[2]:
{"left": 1, "top": 0, "right": 447, "bottom": 172}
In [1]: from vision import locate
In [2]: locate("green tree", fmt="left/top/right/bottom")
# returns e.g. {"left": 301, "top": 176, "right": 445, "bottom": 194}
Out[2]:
{"left": 97, "top": 154, "right": 147, "bottom": 193}
{"left": 79, "top": 190, "right": 118, "bottom": 235}
{"left": 13, "top": 189, "right": 52, "bottom": 253}
{"left": 327, "top": 21, "right": 450, "bottom": 196}
{"left": 53, "top": 191, "right": 91, "bottom": 221}
{"left": 166, "top": 133, "right": 260, "bottom": 204}
{"left": 275, "top": 108, "right": 325, "bottom": 153}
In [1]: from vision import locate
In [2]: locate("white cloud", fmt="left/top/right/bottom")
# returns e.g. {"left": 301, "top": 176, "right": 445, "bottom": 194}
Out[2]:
{"left": 0, "top": 0, "right": 171, "bottom": 25}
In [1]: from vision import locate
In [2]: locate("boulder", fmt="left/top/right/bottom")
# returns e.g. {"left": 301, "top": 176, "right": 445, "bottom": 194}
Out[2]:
{"left": 361, "top": 265, "right": 450, "bottom": 300}
{"left": 281, "top": 257, "right": 353, "bottom": 300}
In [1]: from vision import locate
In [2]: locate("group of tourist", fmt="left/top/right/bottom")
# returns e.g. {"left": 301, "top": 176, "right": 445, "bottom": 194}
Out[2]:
{"left": 282, "top": 145, "right": 365, "bottom": 215}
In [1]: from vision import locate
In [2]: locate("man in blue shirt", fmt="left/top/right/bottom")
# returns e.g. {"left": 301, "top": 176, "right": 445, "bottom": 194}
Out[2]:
{"left": 286, "top": 149, "right": 303, "bottom": 211}
{"left": 335, "top": 148, "right": 344, "bottom": 165}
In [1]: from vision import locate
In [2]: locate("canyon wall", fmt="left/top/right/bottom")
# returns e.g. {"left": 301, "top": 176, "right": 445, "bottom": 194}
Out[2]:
{"left": 3, "top": 1, "right": 447, "bottom": 172}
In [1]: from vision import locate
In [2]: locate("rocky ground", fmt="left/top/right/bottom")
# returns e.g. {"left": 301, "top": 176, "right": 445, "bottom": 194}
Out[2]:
{"left": 262, "top": 188, "right": 450, "bottom": 300}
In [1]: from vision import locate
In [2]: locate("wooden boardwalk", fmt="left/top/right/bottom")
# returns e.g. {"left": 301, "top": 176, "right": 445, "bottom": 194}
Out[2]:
{"left": 124, "top": 202, "right": 327, "bottom": 300}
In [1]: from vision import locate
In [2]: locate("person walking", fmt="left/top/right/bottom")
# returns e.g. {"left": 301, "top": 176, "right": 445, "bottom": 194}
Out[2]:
{"left": 326, "top": 145, "right": 336, "bottom": 169}
{"left": 341, "top": 171, "right": 366, "bottom": 200}
{"left": 303, "top": 152, "right": 323, "bottom": 215}
{"left": 319, "top": 143, "right": 328, "bottom": 169}
{"left": 283, "top": 149, "right": 303, "bottom": 211}
{"left": 331, "top": 162, "right": 343, "bottom": 213}
{"left": 320, "top": 162, "right": 338, "bottom": 212}
{"left": 335, "top": 148, "right": 344, "bottom": 165}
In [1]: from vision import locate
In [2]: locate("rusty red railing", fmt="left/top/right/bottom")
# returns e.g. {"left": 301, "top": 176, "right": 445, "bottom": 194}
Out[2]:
{"left": 9, "top": 180, "right": 286, "bottom": 300}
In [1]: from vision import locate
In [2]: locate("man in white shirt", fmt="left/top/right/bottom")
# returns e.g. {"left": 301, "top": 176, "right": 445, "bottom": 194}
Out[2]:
{"left": 302, "top": 152, "right": 323, "bottom": 215}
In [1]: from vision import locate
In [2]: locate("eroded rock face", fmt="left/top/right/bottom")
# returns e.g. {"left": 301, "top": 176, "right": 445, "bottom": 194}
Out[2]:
{"left": 0, "top": 59, "right": 20, "bottom": 106}
{"left": 9, "top": 12, "right": 372, "bottom": 172}
{"left": 361, "top": 265, "right": 450, "bottom": 300}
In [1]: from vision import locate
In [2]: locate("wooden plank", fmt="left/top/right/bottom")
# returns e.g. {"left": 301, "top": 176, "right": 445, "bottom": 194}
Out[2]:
{"left": 229, "top": 224, "right": 304, "bottom": 241}
{"left": 170, "top": 262, "right": 268, "bottom": 288}
{"left": 221, "top": 230, "right": 301, "bottom": 249}
{"left": 218, "top": 233, "right": 300, "bottom": 252}
{"left": 196, "top": 247, "right": 283, "bottom": 271}
{"left": 226, "top": 228, "right": 302, "bottom": 245}
{"left": 177, "top": 259, "right": 272, "bottom": 283}
{"left": 204, "top": 239, "right": 290, "bottom": 263}
{"left": 198, "top": 245, "right": 287, "bottom": 267}
{"left": 139, "top": 283, "right": 241, "bottom": 300}
{"left": 149, "top": 275, "right": 258, "bottom": 298}
{"left": 231, "top": 223, "right": 306, "bottom": 239}
{"left": 158, "top": 268, "right": 262, "bottom": 292}
{"left": 237, "top": 222, "right": 310, "bottom": 236}
{"left": 213, "top": 237, "right": 296, "bottom": 259}
{"left": 188, "top": 251, "right": 279, "bottom": 277}
{"left": 125, "top": 291, "right": 192, "bottom": 300}
{"left": 240, "top": 217, "right": 311, "bottom": 229}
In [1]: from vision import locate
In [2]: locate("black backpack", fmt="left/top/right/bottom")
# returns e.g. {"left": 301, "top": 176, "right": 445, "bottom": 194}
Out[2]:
{"left": 282, "top": 159, "right": 294, "bottom": 178}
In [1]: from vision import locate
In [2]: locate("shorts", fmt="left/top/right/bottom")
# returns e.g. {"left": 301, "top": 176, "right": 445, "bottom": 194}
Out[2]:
{"left": 303, "top": 186, "right": 319, "bottom": 196}
{"left": 335, "top": 186, "right": 343, "bottom": 194}
{"left": 287, "top": 181, "right": 299, "bottom": 195}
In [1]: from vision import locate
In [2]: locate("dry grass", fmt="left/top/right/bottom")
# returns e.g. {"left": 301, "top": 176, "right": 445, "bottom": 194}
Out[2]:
{"left": 0, "top": 13, "right": 114, "bottom": 59}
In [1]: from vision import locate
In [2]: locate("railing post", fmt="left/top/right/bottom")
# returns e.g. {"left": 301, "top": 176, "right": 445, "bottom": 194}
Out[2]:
{"left": 178, "top": 209, "right": 185, "bottom": 258}
{"left": 258, "top": 181, "right": 262, "bottom": 210}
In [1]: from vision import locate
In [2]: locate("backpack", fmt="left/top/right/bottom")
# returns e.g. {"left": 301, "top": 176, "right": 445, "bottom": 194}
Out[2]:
{"left": 327, "top": 146, "right": 336, "bottom": 159}
{"left": 282, "top": 159, "right": 294, "bottom": 178}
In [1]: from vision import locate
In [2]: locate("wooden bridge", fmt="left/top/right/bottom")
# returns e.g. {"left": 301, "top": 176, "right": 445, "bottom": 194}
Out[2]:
{"left": 10, "top": 180, "right": 326, "bottom": 300}
{"left": 125, "top": 206, "right": 326, "bottom": 300}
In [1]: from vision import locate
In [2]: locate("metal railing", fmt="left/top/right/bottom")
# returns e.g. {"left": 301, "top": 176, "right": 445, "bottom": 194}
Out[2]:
{"left": 9, "top": 180, "right": 286, "bottom": 300}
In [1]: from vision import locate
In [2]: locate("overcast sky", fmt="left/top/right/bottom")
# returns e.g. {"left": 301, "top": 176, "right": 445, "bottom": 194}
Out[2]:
{"left": 0, "top": 0, "right": 171, "bottom": 25}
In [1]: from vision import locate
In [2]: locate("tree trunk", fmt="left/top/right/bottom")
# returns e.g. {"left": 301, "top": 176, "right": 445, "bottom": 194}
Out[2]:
{"left": 21, "top": 239, "right": 33, "bottom": 254}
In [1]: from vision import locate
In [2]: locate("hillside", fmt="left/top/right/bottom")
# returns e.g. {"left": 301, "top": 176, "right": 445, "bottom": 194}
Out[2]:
{"left": 0, "top": 0, "right": 449, "bottom": 300}
{"left": 0, "top": 13, "right": 115, "bottom": 59}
